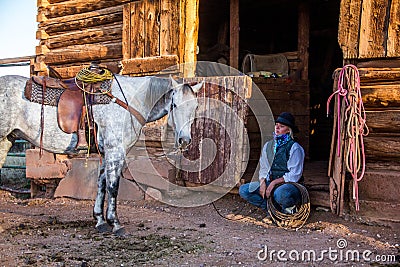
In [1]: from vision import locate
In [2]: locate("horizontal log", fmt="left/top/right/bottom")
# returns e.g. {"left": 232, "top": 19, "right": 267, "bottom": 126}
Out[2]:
{"left": 356, "top": 170, "right": 400, "bottom": 203}
{"left": 49, "top": 60, "right": 122, "bottom": 79}
{"left": 39, "top": 6, "right": 123, "bottom": 35}
{"left": 361, "top": 85, "right": 400, "bottom": 108}
{"left": 357, "top": 59, "right": 400, "bottom": 68}
{"left": 309, "top": 190, "right": 330, "bottom": 208}
{"left": 363, "top": 133, "right": 400, "bottom": 160}
{"left": 365, "top": 161, "right": 400, "bottom": 172}
{"left": 43, "top": 0, "right": 132, "bottom": 19}
{"left": 365, "top": 110, "right": 400, "bottom": 133}
{"left": 42, "top": 24, "right": 122, "bottom": 49}
{"left": 42, "top": 42, "right": 122, "bottom": 65}
{"left": 121, "top": 55, "right": 179, "bottom": 75}
{"left": 0, "top": 56, "right": 34, "bottom": 65}
{"left": 48, "top": 0, "right": 73, "bottom": 4}
{"left": 359, "top": 68, "right": 400, "bottom": 83}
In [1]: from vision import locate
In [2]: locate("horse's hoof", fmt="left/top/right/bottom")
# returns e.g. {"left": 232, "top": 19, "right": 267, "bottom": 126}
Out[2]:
{"left": 96, "top": 223, "right": 112, "bottom": 233}
{"left": 113, "top": 227, "right": 126, "bottom": 236}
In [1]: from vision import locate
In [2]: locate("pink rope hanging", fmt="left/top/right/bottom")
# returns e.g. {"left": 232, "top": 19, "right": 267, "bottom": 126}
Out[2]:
{"left": 327, "top": 64, "right": 369, "bottom": 211}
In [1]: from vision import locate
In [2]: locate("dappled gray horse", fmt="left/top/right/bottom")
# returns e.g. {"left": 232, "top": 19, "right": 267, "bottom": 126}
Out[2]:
{"left": 0, "top": 74, "right": 203, "bottom": 234}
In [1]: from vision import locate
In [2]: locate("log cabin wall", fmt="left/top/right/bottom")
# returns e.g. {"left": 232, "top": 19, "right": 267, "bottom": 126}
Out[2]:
{"left": 330, "top": 0, "right": 400, "bottom": 223}
{"left": 35, "top": 0, "right": 200, "bottom": 78}
{"left": 35, "top": 0, "right": 132, "bottom": 78}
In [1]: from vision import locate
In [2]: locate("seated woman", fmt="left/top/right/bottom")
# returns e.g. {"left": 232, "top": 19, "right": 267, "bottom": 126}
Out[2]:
{"left": 239, "top": 112, "right": 305, "bottom": 215}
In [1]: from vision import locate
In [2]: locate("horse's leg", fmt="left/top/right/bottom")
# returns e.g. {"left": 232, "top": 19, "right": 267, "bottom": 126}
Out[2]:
{"left": 0, "top": 137, "right": 12, "bottom": 168}
{"left": 93, "top": 161, "right": 112, "bottom": 232}
{"left": 104, "top": 148, "right": 125, "bottom": 235}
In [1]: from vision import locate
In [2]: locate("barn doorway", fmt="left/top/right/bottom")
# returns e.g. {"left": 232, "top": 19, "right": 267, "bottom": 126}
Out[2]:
{"left": 198, "top": 0, "right": 342, "bottom": 161}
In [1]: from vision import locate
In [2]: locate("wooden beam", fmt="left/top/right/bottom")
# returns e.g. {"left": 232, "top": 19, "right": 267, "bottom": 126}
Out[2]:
{"left": 179, "top": 0, "right": 199, "bottom": 77}
{"left": 298, "top": 2, "right": 309, "bottom": 80}
{"left": 0, "top": 56, "right": 34, "bottom": 65}
{"left": 43, "top": 43, "right": 122, "bottom": 65}
{"left": 387, "top": 1, "right": 400, "bottom": 57}
{"left": 121, "top": 55, "right": 179, "bottom": 75}
{"left": 366, "top": 110, "right": 400, "bottom": 133}
{"left": 42, "top": 24, "right": 122, "bottom": 49}
{"left": 40, "top": 7, "right": 123, "bottom": 35}
{"left": 229, "top": 0, "right": 239, "bottom": 70}
{"left": 43, "top": 0, "right": 132, "bottom": 19}
{"left": 338, "top": 0, "right": 362, "bottom": 59}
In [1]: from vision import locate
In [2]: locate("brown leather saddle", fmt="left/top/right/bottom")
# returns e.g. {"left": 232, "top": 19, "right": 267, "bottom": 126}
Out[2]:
{"left": 25, "top": 76, "right": 111, "bottom": 134}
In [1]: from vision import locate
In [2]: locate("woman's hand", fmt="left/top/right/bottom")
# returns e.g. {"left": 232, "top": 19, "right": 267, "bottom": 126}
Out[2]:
{"left": 259, "top": 178, "right": 267, "bottom": 198}
{"left": 265, "top": 177, "right": 285, "bottom": 198}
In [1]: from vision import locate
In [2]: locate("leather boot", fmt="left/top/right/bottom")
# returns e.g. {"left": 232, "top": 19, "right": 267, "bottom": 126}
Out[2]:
{"left": 76, "top": 129, "right": 88, "bottom": 150}
{"left": 76, "top": 106, "right": 89, "bottom": 151}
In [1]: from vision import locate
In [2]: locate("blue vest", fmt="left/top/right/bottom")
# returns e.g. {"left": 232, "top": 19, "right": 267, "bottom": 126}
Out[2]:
{"left": 269, "top": 139, "right": 295, "bottom": 180}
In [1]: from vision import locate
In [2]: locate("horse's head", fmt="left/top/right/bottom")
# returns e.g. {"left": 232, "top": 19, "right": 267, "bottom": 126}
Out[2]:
{"left": 169, "top": 77, "right": 203, "bottom": 149}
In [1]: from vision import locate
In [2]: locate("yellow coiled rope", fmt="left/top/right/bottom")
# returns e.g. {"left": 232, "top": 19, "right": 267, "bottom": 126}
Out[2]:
{"left": 75, "top": 67, "right": 113, "bottom": 95}
{"left": 76, "top": 67, "right": 113, "bottom": 83}
{"left": 267, "top": 182, "right": 310, "bottom": 230}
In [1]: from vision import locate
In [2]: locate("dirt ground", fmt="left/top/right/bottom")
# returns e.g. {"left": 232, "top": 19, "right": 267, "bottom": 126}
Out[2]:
{"left": 0, "top": 189, "right": 399, "bottom": 267}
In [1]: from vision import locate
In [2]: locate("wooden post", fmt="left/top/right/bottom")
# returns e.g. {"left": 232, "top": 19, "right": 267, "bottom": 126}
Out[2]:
{"left": 179, "top": 0, "right": 199, "bottom": 77}
{"left": 298, "top": 2, "right": 309, "bottom": 81}
{"left": 230, "top": 0, "right": 239, "bottom": 70}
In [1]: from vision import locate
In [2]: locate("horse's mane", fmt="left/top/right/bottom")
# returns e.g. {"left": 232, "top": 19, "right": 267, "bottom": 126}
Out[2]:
{"left": 144, "top": 77, "right": 173, "bottom": 121}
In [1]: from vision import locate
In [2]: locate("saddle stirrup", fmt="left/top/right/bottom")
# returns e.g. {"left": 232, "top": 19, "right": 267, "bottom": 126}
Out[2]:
{"left": 76, "top": 106, "right": 89, "bottom": 150}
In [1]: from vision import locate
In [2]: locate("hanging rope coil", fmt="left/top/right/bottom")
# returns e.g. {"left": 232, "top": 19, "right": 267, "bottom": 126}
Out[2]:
{"left": 327, "top": 64, "right": 369, "bottom": 211}
{"left": 267, "top": 182, "right": 310, "bottom": 230}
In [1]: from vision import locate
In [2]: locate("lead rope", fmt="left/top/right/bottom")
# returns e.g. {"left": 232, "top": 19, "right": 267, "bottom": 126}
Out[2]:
{"left": 327, "top": 64, "right": 369, "bottom": 211}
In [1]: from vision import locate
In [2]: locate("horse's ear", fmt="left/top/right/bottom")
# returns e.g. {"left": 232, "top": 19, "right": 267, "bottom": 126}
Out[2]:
{"left": 190, "top": 81, "right": 204, "bottom": 93}
{"left": 170, "top": 75, "right": 179, "bottom": 88}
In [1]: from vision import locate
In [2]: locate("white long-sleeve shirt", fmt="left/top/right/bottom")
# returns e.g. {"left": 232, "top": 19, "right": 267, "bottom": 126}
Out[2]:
{"left": 258, "top": 140, "right": 305, "bottom": 183}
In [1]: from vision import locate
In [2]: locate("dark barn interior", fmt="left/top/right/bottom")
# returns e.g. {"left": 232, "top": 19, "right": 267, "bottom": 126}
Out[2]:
{"left": 197, "top": 0, "right": 343, "bottom": 163}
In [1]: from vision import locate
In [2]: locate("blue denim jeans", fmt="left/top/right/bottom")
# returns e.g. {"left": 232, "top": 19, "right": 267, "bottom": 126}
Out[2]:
{"left": 239, "top": 181, "right": 301, "bottom": 212}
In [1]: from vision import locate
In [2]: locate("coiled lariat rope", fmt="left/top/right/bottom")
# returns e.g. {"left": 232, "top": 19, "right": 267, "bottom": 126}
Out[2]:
{"left": 266, "top": 182, "right": 310, "bottom": 230}
{"left": 75, "top": 67, "right": 113, "bottom": 94}
{"left": 327, "top": 64, "right": 369, "bottom": 211}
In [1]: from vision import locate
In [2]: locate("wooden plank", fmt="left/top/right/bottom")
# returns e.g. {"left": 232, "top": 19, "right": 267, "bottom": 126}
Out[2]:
{"left": 361, "top": 84, "right": 400, "bottom": 108}
{"left": 309, "top": 190, "right": 330, "bottom": 208}
{"left": 357, "top": 59, "right": 400, "bottom": 68}
{"left": 387, "top": 1, "right": 400, "bottom": 57}
{"left": 0, "top": 56, "right": 34, "bottom": 65}
{"left": 48, "top": 0, "right": 70, "bottom": 3}
{"left": 359, "top": 68, "right": 400, "bottom": 83}
{"left": 42, "top": 24, "right": 122, "bottom": 49}
{"left": 356, "top": 170, "right": 400, "bottom": 202}
{"left": 129, "top": 1, "right": 145, "bottom": 58}
{"left": 358, "top": 0, "right": 390, "bottom": 58}
{"left": 39, "top": 6, "right": 123, "bottom": 35}
{"left": 366, "top": 110, "right": 400, "bottom": 133}
{"left": 229, "top": 0, "right": 239, "bottom": 69}
{"left": 297, "top": 2, "right": 309, "bottom": 81}
{"left": 43, "top": 0, "right": 132, "bottom": 19}
{"left": 364, "top": 133, "right": 400, "bottom": 160}
{"left": 338, "top": 0, "right": 361, "bottom": 59}
{"left": 160, "top": 0, "right": 180, "bottom": 56}
{"left": 144, "top": 0, "right": 160, "bottom": 57}
{"left": 179, "top": 0, "right": 199, "bottom": 76}
{"left": 43, "top": 42, "right": 122, "bottom": 65}
{"left": 49, "top": 60, "right": 121, "bottom": 79}
{"left": 121, "top": 55, "right": 179, "bottom": 75}
{"left": 122, "top": 3, "right": 132, "bottom": 60}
